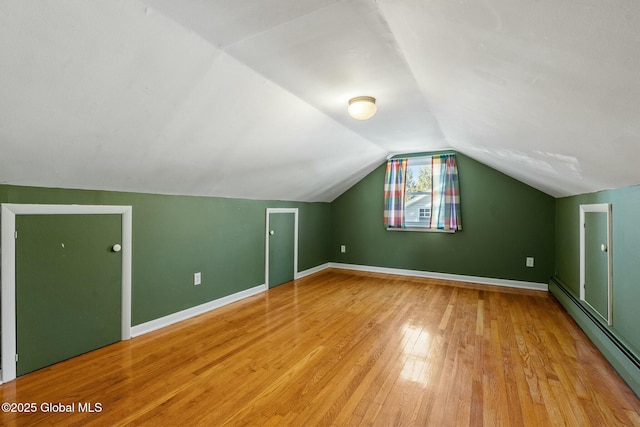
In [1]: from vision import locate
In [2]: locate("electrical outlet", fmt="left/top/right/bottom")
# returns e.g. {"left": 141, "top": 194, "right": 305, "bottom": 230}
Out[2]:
{"left": 340, "top": 245, "right": 346, "bottom": 253}
{"left": 194, "top": 272, "right": 202, "bottom": 285}
{"left": 526, "top": 257, "right": 534, "bottom": 268}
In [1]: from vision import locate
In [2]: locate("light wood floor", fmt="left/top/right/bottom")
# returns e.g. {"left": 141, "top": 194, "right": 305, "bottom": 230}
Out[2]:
{"left": 2, "top": 269, "right": 640, "bottom": 426}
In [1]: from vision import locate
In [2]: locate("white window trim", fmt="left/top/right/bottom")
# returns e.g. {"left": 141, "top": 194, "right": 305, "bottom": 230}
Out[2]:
{"left": 387, "top": 227, "right": 455, "bottom": 234}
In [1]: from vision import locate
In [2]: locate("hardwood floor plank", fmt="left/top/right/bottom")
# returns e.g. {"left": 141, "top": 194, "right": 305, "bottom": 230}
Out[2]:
{"left": 1, "top": 269, "right": 639, "bottom": 426}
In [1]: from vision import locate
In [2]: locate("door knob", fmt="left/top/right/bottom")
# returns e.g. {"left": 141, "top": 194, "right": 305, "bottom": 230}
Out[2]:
{"left": 112, "top": 244, "right": 122, "bottom": 252}
{"left": 601, "top": 244, "right": 607, "bottom": 252}
{"left": 269, "top": 230, "right": 275, "bottom": 236}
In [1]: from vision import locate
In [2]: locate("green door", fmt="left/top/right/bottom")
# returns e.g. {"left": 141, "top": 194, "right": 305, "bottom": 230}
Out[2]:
{"left": 16, "top": 214, "right": 122, "bottom": 376}
{"left": 584, "top": 211, "right": 609, "bottom": 321}
{"left": 268, "top": 213, "right": 295, "bottom": 288}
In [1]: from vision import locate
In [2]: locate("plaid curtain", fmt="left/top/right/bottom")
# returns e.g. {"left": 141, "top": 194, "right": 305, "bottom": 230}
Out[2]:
{"left": 383, "top": 158, "right": 408, "bottom": 228}
{"left": 430, "top": 154, "right": 462, "bottom": 231}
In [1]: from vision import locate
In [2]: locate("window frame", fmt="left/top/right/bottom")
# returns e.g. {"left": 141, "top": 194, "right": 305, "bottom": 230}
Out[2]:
{"left": 385, "top": 154, "right": 457, "bottom": 233}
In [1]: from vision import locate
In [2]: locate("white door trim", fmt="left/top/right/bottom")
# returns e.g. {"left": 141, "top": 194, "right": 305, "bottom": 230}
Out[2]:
{"left": 1, "top": 203, "right": 133, "bottom": 383}
{"left": 265, "top": 208, "right": 298, "bottom": 288}
{"left": 579, "top": 203, "right": 613, "bottom": 325}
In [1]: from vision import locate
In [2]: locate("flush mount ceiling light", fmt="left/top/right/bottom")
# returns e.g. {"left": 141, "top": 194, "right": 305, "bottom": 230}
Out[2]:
{"left": 348, "top": 96, "right": 377, "bottom": 120}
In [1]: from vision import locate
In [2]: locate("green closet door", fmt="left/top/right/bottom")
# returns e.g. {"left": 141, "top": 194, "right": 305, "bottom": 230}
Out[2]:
{"left": 584, "top": 211, "right": 609, "bottom": 321}
{"left": 268, "top": 213, "right": 295, "bottom": 288}
{"left": 16, "top": 214, "right": 122, "bottom": 376}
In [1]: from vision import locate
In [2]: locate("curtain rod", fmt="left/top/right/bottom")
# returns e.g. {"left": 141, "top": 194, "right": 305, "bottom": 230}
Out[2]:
{"left": 386, "top": 151, "right": 456, "bottom": 160}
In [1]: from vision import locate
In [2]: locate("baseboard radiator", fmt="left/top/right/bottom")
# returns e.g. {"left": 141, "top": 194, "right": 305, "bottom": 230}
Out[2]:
{"left": 549, "top": 276, "right": 640, "bottom": 396}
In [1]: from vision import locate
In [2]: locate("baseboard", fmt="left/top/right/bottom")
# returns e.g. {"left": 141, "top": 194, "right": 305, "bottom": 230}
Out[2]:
{"left": 130, "top": 264, "right": 545, "bottom": 339}
{"left": 131, "top": 284, "right": 266, "bottom": 337}
{"left": 295, "top": 263, "right": 330, "bottom": 279}
{"left": 329, "top": 262, "right": 548, "bottom": 291}
{"left": 549, "top": 276, "right": 640, "bottom": 396}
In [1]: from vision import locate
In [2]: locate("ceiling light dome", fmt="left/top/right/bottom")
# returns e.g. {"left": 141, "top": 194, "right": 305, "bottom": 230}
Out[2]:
{"left": 348, "top": 96, "right": 377, "bottom": 120}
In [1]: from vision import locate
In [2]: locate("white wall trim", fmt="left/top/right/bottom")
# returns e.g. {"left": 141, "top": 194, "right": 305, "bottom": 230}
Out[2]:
{"left": 1, "top": 203, "right": 132, "bottom": 383}
{"left": 329, "top": 263, "right": 548, "bottom": 291}
{"left": 265, "top": 208, "right": 299, "bottom": 288}
{"left": 131, "top": 284, "right": 266, "bottom": 337}
{"left": 579, "top": 203, "right": 613, "bottom": 325}
{"left": 295, "top": 262, "right": 330, "bottom": 279}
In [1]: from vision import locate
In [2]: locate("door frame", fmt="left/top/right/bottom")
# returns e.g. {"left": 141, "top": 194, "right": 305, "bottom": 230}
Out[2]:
{"left": 1, "top": 203, "right": 133, "bottom": 383}
{"left": 579, "top": 203, "right": 613, "bottom": 325}
{"left": 265, "top": 208, "right": 298, "bottom": 288}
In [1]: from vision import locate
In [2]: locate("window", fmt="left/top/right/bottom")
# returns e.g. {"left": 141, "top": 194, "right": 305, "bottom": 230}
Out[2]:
{"left": 383, "top": 153, "right": 461, "bottom": 231}
{"left": 404, "top": 157, "right": 432, "bottom": 227}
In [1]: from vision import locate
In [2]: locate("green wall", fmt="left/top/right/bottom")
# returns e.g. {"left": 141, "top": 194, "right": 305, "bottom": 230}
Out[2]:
{"left": 555, "top": 184, "right": 640, "bottom": 358}
{"left": 0, "top": 185, "right": 331, "bottom": 325}
{"left": 330, "top": 152, "right": 556, "bottom": 283}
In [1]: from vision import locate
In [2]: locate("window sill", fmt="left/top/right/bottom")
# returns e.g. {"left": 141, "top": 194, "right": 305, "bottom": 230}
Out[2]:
{"left": 386, "top": 227, "right": 456, "bottom": 233}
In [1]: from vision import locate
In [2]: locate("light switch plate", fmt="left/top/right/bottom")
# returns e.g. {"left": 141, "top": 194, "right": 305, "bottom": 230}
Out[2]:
{"left": 194, "top": 272, "right": 202, "bottom": 285}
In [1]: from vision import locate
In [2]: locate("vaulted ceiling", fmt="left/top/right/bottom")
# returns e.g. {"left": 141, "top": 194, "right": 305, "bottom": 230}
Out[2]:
{"left": 1, "top": 1, "right": 639, "bottom": 202}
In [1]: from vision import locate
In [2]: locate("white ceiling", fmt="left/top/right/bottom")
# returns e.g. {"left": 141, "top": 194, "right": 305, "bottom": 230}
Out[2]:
{"left": 1, "top": 0, "right": 639, "bottom": 201}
